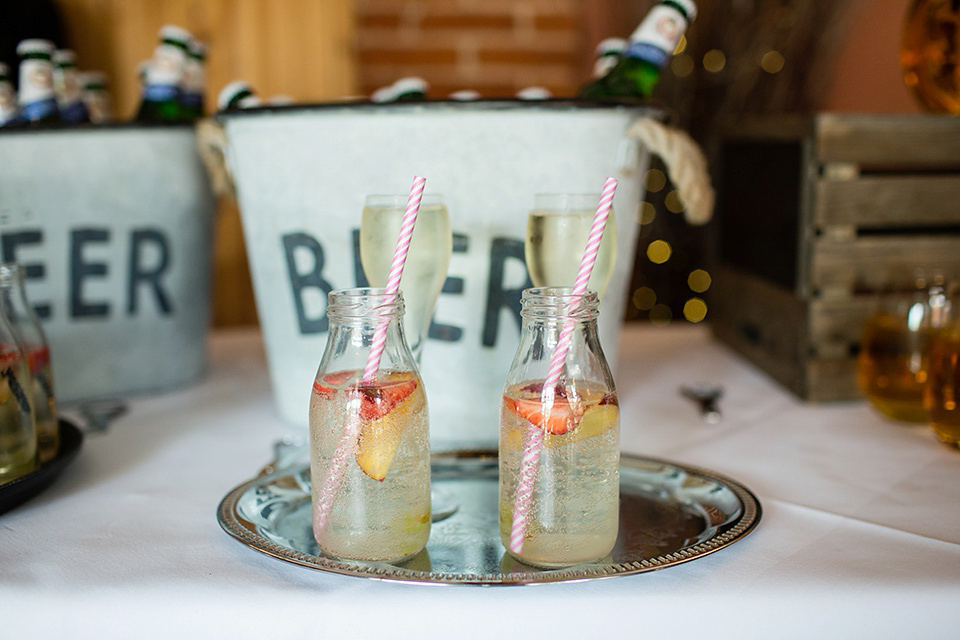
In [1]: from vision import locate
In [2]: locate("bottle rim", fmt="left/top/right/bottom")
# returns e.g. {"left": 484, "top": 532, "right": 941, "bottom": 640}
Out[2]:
{"left": 521, "top": 287, "right": 599, "bottom": 320}
{"left": 327, "top": 287, "right": 405, "bottom": 320}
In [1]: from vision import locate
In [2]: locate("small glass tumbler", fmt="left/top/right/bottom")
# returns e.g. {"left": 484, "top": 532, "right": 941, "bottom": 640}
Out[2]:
{"left": 858, "top": 268, "right": 954, "bottom": 422}
{"left": 925, "top": 290, "right": 960, "bottom": 449}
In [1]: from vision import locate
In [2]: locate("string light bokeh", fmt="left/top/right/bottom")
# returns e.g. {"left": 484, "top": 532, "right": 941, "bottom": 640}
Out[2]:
{"left": 625, "top": 2, "right": 822, "bottom": 325}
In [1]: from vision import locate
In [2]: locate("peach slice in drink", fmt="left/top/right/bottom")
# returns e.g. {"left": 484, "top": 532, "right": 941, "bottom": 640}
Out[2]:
{"left": 354, "top": 372, "right": 422, "bottom": 481}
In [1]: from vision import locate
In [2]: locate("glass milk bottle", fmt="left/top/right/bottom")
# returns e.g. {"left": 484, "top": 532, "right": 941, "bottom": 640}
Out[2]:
{"left": 0, "top": 311, "right": 36, "bottom": 485}
{"left": 499, "top": 287, "right": 620, "bottom": 568}
{"left": 309, "top": 288, "right": 431, "bottom": 562}
{"left": 0, "top": 264, "right": 58, "bottom": 463}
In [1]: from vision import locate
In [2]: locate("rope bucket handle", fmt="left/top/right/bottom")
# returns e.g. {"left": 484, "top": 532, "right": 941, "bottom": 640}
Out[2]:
{"left": 626, "top": 118, "right": 715, "bottom": 226}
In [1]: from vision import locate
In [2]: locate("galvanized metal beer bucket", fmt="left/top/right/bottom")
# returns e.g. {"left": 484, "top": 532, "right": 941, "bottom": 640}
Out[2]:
{"left": 0, "top": 124, "right": 215, "bottom": 402}
{"left": 216, "top": 100, "right": 660, "bottom": 447}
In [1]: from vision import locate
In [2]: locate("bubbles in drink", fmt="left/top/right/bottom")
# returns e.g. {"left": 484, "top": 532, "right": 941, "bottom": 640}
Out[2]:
{"left": 499, "top": 380, "right": 619, "bottom": 567}
{"left": 309, "top": 370, "right": 431, "bottom": 562}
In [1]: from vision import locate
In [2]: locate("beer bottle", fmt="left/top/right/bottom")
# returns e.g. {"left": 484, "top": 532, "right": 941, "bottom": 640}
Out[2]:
{"left": 579, "top": 0, "right": 696, "bottom": 100}
{"left": 391, "top": 77, "right": 428, "bottom": 102}
{"left": 0, "top": 264, "right": 58, "bottom": 464}
{"left": 0, "top": 63, "right": 20, "bottom": 127}
{"left": 53, "top": 49, "right": 90, "bottom": 124}
{"left": 592, "top": 37, "right": 627, "bottom": 80}
{"left": 79, "top": 70, "right": 113, "bottom": 123}
{"left": 181, "top": 39, "right": 207, "bottom": 119}
{"left": 217, "top": 81, "right": 261, "bottom": 111}
{"left": 516, "top": 86, "right": 552, "bottom": 100}
{"left": 136, "top": 25, "right": 193, "bottom": 122}
{"left": 16, "top": 39, "right": 60, "bottom": 124}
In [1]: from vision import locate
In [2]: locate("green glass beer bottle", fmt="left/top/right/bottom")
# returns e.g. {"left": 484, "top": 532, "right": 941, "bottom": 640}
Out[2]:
{"left": 217, "top": 81, "right": 261, "bottom": 111}
{"left": 16, "top": 39, "right": 61, "bottom": 124}
{"left": 53, "top": 49, "right": 90, "bottom": 124}
{"left": 136, "top": 25, "right": 193, "bottom": 122}
{"left": 180, "top": 39, "right": 207, "bottom": 119}
{"left": 579, "top": 0, "right": 696, "bottom": 100}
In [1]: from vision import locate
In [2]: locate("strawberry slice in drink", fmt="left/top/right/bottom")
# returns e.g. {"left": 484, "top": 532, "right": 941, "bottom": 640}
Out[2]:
{"left": 312, "top": 370, "right": 355, "bottom": 398}
{"left": 510, "top": 391, "right": 585, "bottom": 435}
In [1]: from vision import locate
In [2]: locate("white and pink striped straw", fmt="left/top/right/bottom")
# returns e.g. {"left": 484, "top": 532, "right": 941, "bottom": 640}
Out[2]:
{"left": 509, "top": 177, "right": 617, "bottom": 555}
{"left": 313, "top": 175, "right": 426, "bottom": 534}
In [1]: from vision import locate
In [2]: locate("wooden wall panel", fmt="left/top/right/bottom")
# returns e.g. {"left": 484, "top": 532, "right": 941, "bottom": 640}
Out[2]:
{"left": 54, "top": 0, "right": 358, "bottom": 327}
{"left": 56, "top": 0, "right": 358, "bottom": 118}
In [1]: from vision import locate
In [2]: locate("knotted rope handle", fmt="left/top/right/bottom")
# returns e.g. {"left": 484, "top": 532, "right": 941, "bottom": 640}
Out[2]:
{"left": 626, "top": 118, "right": 715, "bottom": 226}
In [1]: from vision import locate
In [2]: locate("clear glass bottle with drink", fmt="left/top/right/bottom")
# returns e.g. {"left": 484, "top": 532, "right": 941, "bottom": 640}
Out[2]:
{"left": 309, "top": 288, "right": 431, "bottom": 562}
{"left": 0, "top": 312, "right": 36, "bottom": 486}
{"left": 579, "top": 0, "right": 697, "bottom": 100}
{"left": 0, "top": 264, "right": 58, "bottom": 463}
{"left": 16, "top": 39, "right": 60, "bottom": 124}
{"left": 499, "top": 287, "right": 620, "bottom": 567}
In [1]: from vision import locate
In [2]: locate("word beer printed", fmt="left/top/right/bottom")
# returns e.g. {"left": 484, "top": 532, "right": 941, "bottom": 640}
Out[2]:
{"left": 282, "top": 228, "right": 532, "bottom": 347}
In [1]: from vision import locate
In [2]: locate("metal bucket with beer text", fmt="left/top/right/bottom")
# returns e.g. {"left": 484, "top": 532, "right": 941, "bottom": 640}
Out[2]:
{"left": 0, "top": 124, "right": 215, "bottom": 402}
{"left": 215, "top": 100, "right": 658, "bottom": 447}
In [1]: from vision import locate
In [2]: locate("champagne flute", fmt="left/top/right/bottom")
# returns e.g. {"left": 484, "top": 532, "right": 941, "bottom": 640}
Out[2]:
{"left": 525, "top": 193, "right": 617, "bottom": 298}
{"left": 360, "top": 194, "right": 452, "bottom": 363}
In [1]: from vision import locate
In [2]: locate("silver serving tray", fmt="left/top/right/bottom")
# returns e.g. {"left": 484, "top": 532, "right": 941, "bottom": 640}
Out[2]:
{"left": 218, "top": 447, "right": 761, "bottom": 585}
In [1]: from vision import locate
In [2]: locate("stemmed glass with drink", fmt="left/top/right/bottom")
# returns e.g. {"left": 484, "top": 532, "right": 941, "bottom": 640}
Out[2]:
{"left": 360, "top": 194, "right": 452, "bottom": 362}
{"left": 525, "top": 193, "right": 617, "bottom": 298}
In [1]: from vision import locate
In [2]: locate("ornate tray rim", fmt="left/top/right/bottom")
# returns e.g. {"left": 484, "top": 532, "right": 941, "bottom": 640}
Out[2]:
{"left": 217, "top": 450, "right": 761, "bottom": 585}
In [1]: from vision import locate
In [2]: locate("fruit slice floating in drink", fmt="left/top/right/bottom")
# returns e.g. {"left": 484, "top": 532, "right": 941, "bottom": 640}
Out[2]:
{"left": 313, "top": 370, "right": 422, "bottom": 481}
{"left": 502, "top": 381, "right": 618, "bottom": 448}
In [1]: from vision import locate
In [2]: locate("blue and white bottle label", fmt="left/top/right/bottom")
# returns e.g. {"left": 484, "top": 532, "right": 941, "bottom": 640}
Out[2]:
{"left": 627, "top": 5, "right": 688, "bottom": 68}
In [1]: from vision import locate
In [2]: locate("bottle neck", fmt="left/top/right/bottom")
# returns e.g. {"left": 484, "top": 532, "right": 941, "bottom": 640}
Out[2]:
{"left": 625, "top": 1, "right": 691, "bottom": 69}
{"left": 327, "top": 287, "right": 405, "bottom": 326}
{"left": 520, "top": 287, "right": 600, "bottom": 325}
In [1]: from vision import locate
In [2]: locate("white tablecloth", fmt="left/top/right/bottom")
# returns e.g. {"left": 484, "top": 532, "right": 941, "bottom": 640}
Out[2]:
{"left": 2, "top": 324, "right": 958, "bottom": 639}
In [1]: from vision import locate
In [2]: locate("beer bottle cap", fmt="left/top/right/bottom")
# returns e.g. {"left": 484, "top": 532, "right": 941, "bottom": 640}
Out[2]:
{"left": 218, "top": 80, "right": 260, "bottom": 110}
{"left": 53, "top": 49, "right": 78, "bottom": 67}
{"left": 595, "top": 38, "right": 626, "bottom": 57}
{"left": 516, "top": 86, "right": 552, "bottom": 100}
{"left": 448, "top": 89, "right": 481, "bottom": 101}
{"left": 80, "top": 70, "right": 109, "bottom": 90}
{"left": 16, "top": 39, "right": 55, "bottom": 58}
{"left": 159, "top": 25, "right": 193, "bottom": 48}
{"left": 188, "top": 40, "right": 207, "bottom": 61}
{"left": 392, "top": 77, "right": 428, "bottom": 95}
{"left": 668, "top": 0, "right": 697, "bottom": 21}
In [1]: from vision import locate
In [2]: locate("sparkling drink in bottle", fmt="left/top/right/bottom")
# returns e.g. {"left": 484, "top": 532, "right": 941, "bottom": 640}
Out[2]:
{"left": 309, "top": 288, "right": 431, "bottom": 562}
{"left": 0, "top": 313, "right": 36, "bottom": 486}
{"left": 499, "top": 288, "right": 619, "bottom": 567}
{"left": 0, "top": 264, "right": 58, "bottom": 463}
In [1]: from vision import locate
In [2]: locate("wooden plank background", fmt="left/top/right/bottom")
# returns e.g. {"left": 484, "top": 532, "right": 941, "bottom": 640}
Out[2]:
{"left": 55, "top": 0, "right": 358, "bottom": 327}
{"left": 57, "top": 0, "right": 358, "bottom": 118}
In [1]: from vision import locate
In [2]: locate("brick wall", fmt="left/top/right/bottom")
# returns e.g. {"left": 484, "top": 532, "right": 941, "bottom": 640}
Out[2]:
{"left": 354, "top": 0, "right": 590, "bottom": 98}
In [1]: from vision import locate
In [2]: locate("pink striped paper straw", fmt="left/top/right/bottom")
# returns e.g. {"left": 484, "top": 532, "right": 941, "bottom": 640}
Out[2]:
{"left": 509, "top": 177, "right": 617, "bottom": 555}
{"left": 363, "top": 175, "right": 426, "bottom": 382}
{"left": 313, "top": 175, "right": 426, "bottom": 534}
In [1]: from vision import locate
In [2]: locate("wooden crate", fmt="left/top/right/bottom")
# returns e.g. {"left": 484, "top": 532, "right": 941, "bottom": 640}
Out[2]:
{"left": 710, "top": 114, "right": 960, "bottom": 401}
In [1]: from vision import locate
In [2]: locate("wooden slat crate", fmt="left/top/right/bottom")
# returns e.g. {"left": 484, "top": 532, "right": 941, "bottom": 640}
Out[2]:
{"left": 710, "top": 113, "right": 960, "bottom": 401}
